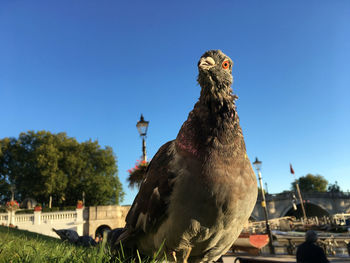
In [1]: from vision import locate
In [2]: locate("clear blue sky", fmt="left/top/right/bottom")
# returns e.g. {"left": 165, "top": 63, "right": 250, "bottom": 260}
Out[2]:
{"left": 1, "top": 1, "right": 349, "bottom": 205}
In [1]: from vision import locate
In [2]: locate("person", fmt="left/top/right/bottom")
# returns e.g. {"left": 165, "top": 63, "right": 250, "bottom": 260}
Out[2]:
{"left": 296, "top": 230, "right": 329, "bottom": 263}
{"left": 95, "top": 234, "right": 102, "bottom": 243}
{"left": 345, "top": 240, "right": 350, "bottom": 256}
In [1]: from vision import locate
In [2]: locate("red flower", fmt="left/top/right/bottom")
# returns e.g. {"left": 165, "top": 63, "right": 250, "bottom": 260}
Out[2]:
{"left": 127, "top": 159, "right": 150, "bottom": 189}
{"left": 6, "top": 200, "right": 19, "bottom": 208}
{"left": 6, "top": 200, "right": 19, "bottom": 211}
{"left": 76, "top": 200, "right": 84, "bottom": 209}
{"left": 34, "top": 205, "right": 42, "bottom": 212}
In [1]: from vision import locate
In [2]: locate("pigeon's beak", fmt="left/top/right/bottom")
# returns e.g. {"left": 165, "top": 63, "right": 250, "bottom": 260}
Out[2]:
{"left": 199, "top": 57, "right": 215, "bottom": 70}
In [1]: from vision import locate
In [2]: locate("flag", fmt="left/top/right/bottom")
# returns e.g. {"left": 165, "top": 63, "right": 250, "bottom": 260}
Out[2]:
{"left": 290, "top": 163, "right": 295, "bottom": 174}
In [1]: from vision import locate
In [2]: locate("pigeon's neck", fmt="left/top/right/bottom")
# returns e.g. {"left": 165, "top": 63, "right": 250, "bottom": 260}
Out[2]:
{"left": 176, "top": 89, "right": 241, "bottom": 159}
{"left": 199, "top": 82, "right": 235, "bottom": 103}
{"left": 196, "top": 81, "right": 238, "bottom": 121}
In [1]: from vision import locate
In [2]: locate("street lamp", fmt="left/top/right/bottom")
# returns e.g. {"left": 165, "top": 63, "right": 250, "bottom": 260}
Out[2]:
{"left": 290, "top": 164, "right": 307, "bottom": 221}
{"left": 136, "top": 114, "right": 149, "bottom": 162}
{"left": 10, "top": 185, "right": 15, "bottom": 201}
{"left": 253, "top": 157, "right": 275, "bottom": 255}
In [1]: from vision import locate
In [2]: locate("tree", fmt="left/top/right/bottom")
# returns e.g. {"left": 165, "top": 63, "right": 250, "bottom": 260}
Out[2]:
{"left": 0, "top": 131, "right": 125, "bottom": 206}
{"left": 291, "top": 174, "right": 328, "bottom": 192}
{"left": 328, "top": 181, "right": 341, "bottom": 193}
{"left": 0, "top": 139, "right": 10, "bottom": 202}
{"left": 257, "top": 187, "right": 266, "bottom": 195}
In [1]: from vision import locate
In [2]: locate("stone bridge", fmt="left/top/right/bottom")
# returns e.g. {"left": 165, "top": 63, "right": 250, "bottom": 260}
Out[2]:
{"left": 2, "top": 192, "right": 350, "bottom": 238}
{"left": 251, "top": 192, "right": 350, "bottom": 221}
{"left": 87, "top": 193, "right": 350, "bottom": 234}
{"left": 85, "top": 205, "right": 130, "bottom": 237}
{"left": 0, "top": 205, "right": 131, "bottom": 238}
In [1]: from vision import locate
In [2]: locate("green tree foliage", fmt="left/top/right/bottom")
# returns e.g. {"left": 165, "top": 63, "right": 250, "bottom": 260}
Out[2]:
{"left": 327, "top": 181, "right": 341, "bottom": 193}
{"left": 0, "top": 138, "right": 15, "bottom": 202}
{"left": 257, "top": 187, "right": 266, "bottom": 195}
{"left": 291, "top": 174, "right": 328, "bottom": 192}
{"left": 0, "top": 131, "right": 124, "bottom": 206}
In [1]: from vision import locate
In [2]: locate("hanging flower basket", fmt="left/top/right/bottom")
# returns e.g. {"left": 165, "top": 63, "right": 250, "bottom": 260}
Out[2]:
{"left": 76, "top": 200, "right": 84, "bottom": 209}
{"left": 6, "top": 200, "right": 19, "bottom": 212}
{"left": 127, "top": 160, "right": 149, "bottom": 189}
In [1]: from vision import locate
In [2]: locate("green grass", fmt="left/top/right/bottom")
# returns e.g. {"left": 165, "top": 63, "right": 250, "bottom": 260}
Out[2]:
{"left": 0, "top": 226, "right": 165, "bottom": 263}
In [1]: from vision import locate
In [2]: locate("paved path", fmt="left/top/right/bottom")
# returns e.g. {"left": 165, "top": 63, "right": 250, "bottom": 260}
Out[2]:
{"left": 221, "top": 254, "right": 350, "bottom": 263}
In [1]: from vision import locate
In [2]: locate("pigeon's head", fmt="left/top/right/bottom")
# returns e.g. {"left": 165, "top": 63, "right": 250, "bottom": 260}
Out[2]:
{"left": 197, "top": 50, "right": 233, "bottom": 92}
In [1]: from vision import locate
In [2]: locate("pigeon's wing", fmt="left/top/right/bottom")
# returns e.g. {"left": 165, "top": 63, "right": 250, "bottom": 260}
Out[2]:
{"left": 125, "top": 140, "right": 177, "bottom": 234}
{"left": 77, "top": 236, "right": 97, "bottom": 247}
{"left": 65, "top": 229, "right": 79, "bottom": 242}
{"left": 52, "top": 228, "right": 79, "bottom": 243}
{"left": 52, "top": 228, "right": 66, "bottom": 240}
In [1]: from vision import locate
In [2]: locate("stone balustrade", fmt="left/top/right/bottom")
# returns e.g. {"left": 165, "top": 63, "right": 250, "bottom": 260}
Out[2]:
{"left": 15, "top": 214, "right": 34, "bottom": 223}
{"left": 0, "top": 213, "right": 8, "bottom": 223}
{"left": 41, "top": 211, "right": 77, "bottom": 221}
{"left": 0, "top": 208, "right": 84, "bottom": 238}
{"left": 0, "top": 205, "right": 129, "bottom": 238}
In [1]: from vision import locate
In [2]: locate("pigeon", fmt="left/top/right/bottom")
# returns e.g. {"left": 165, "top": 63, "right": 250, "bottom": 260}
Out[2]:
{"left": 114, "top": 50, "right": 258, "bottom": 263}
{"left": 52, "top": 228, "right": 97, "bottom": 247}
{"left": 52, "top": 228, "right": 79, "bottom": 243}
{"left": 76, "top": 235, "right": 98, "bottom": 247}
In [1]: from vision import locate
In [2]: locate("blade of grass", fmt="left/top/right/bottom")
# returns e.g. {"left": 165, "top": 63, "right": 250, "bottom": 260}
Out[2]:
{"left": 119, "top": 240, "right": 125, "bottom": 259}
{"left": 150, "top": 239, "right": 166, "bottom": 263}
{"left": 136, "top": 249, "right": 142, "bottom": 263}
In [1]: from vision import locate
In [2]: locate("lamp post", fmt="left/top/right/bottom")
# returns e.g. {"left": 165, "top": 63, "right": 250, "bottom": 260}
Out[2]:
{"left": 290, "top": 164, "right": 307, "bottom": 221}
{"left": 136, "top": 114, "right": 149, "bottom": 162}
{"left": 253, "top": 157, "right": 275, "bottom": 255}
{"left": 10, "top": 185, "right": 15, "bottom": 201}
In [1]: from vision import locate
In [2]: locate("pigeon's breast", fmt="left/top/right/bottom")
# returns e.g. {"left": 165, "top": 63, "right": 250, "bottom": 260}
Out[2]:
{"left": 175, "top": 112, "right": 208, "bottom": 160}
{"left": 176, "top": 127, "right": 200, "bottom": 158}
{"left": 152, "top": 150, "right": 256, "bottom": 256}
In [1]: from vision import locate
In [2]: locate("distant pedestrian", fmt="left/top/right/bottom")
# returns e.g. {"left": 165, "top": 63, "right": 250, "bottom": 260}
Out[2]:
{"left": 95, "top": 234, "right": 102, "bottom": 243}
{"left": 296, "top": 230, "right": 329, "bottom": 263}
{"left": 345, "top": 240, "right": 350, "bottom": 256}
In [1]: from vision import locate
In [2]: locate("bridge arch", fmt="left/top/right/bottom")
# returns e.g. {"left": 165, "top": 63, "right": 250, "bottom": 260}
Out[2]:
{"left": 281, "top": 202, "right": 329, "bottom": 218}
{"left": 95, "top": 224, "right": 112, "bottom": 238}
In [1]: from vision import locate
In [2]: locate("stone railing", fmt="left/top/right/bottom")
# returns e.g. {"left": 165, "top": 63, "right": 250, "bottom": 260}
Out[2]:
{"left": 41, "top": 211, "right": 77, "bottom": 222}
{"left": 0, "top": 208, "right": 85, "bottom": 238}
{"left": 0, "top": 213, "right": 8, "bottom": 224}
{"left": 263, "top": 191, "right": 350, "bottom": 201}
{"left": 15, "top": 214, "right": 34, "bottom": 223}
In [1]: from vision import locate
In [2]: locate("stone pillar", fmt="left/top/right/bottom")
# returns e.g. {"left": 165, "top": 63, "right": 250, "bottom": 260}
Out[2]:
{"left": 76, "top": 208, "right": 84, "bottom": 236}
{"left": 34, "top": 211, "right": 41, "bottom": 225}
{"left": 8, "top": 211, "right": 13, "bottom": 226}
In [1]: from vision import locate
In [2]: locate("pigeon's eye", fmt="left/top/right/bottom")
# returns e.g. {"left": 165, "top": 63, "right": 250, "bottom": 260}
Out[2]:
{"left": 222, "top": 61, "right": 230, "bottom": 70}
